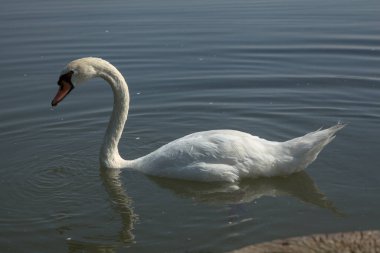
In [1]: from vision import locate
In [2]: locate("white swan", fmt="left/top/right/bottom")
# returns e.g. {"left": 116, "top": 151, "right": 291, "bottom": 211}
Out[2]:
{"left": 51, "top": 57, "right": 344, "bottom": 182}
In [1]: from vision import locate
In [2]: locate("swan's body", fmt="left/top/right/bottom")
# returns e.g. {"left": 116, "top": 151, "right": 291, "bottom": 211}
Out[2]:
{"left": 52, "top": 57, "right": 344, "bottom": 182}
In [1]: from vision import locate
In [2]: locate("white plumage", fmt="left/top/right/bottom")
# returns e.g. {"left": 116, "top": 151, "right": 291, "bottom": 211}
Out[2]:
{"left": 52, "top": 57, "right": 344, "bottom": 183}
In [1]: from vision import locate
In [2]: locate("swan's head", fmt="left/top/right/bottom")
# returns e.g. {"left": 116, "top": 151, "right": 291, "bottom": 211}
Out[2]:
{"left": 51, "top": 57, "right": 100, "bottom": 106}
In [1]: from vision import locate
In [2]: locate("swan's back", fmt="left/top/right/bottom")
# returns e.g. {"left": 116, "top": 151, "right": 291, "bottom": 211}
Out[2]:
{"left": 132, "top": 130, "right": 290, "bottom": 182}
{"left": 130, "top": 124, "right": 344, "bottom": 182}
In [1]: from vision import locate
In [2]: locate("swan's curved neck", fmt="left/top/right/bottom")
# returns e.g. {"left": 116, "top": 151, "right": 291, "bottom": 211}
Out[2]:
{"left": 95, "top": 62, "right": 131, "bottom": 168}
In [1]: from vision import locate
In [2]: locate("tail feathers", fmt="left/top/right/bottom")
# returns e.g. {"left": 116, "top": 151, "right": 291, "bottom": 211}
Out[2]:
{"left": 284, "top": 123, "right": 345, "bottom": 171}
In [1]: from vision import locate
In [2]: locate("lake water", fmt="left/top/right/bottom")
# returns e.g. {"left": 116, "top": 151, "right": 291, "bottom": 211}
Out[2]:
{"left": 1, "top": 0, "right": 380, "bottom": 252}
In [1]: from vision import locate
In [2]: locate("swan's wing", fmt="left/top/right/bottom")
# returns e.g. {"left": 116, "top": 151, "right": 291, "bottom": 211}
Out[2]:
{"left": 133, "top": 130, "right": 281, "bottom": 182}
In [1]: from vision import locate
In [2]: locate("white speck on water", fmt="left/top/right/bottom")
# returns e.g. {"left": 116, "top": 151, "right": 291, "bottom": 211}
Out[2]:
{"left": 67, "top": 237, "right": 71, "bottom": 241}
{"left": 136, "top": 92, "right": 141, "bottom": 95}
{"left": 241, "top": 218, "right": 254, "bottom": 223}
{"left": 136, "top": 137, "right": 140, "bottom": 140}
{"left": 227, "top": 185, "right": 240, "bottom": 191}
{"left": 105, "top": 30, "right": 109, "bottom": 33}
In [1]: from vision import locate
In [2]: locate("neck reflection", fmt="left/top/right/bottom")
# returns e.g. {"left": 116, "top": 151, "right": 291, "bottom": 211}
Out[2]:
{"left": 66, "top": 167, "right": 136, "bottom": 253}
{"left": 100, "top": 168, "right": 137, "bottom": 242}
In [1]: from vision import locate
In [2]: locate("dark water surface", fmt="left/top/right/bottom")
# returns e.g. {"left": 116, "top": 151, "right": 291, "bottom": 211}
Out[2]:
{"left": 1, "top": 0, "right": 380, "bottom": 252}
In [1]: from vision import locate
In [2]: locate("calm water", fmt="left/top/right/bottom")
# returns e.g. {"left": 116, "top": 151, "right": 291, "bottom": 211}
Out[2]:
{"left": 1, "top": 0, "right": 380, "bottom": 252}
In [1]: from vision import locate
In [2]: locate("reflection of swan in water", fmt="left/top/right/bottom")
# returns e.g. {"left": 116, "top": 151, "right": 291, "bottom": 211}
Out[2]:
{"left": 65, "top": 170, "right": 340, "bottom": 252}
{"left": 150, "top": 171, "right": 342, "bottom": 215}
{"left": 66, "top": 168, "right": 136, "bottom": 253}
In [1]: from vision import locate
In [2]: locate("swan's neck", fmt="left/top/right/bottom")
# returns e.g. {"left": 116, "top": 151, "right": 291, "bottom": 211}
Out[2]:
{"left": 97, "top": 63, "right": 131, "bottom": 168}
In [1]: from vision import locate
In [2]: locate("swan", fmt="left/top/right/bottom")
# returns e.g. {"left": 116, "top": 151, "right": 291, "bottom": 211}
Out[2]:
{"left": 51, "top": 57, "right": 345, "bottom": 183}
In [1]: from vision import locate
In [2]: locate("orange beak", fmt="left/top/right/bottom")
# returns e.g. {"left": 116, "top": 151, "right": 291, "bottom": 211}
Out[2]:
{"left": 51, "top": 81, "right": 74, "bottom": 106}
